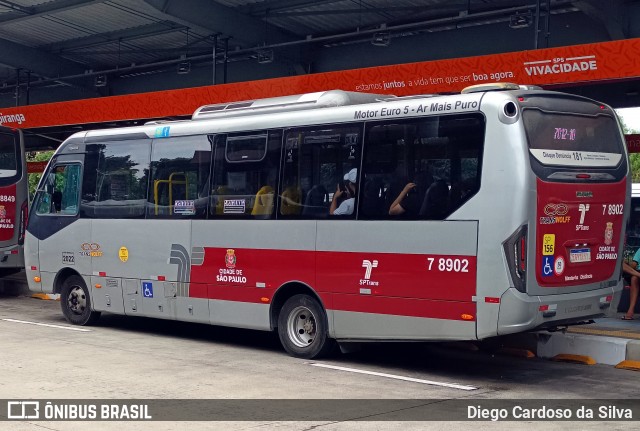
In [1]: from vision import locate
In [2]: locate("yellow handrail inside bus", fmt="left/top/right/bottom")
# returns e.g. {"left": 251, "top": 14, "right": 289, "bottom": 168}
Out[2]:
{"left": 153, "top": 172, "right": 188, "bottom": 215}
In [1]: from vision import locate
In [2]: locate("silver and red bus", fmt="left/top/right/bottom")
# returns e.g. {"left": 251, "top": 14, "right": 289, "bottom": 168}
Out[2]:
{"left": 25, "top": 84, "right": 629, "bottom": 358}
{"left": 0, "top": 125, "right": 28, "bottom": 276}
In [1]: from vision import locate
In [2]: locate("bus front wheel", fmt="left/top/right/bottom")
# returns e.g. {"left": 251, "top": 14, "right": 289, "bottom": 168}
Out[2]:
{"left": 60, "top": 275, "right": 101, "bottom": 326}
{"left": 277, "top": 294, "right": 334, "bottom": 359}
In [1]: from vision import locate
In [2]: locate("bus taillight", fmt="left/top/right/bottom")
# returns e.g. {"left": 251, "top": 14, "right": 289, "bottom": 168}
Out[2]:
{"left": 503, "top": 225, "right": 528, "bottom": 293}
{"left": 18, "top": 201, "right": 28, "bottom": 245}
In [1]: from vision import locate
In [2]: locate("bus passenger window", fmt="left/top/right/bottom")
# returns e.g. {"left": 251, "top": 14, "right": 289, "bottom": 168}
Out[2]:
{"left": 210, "top": 131, "right": 281, "bottom": 219}
{"left": 361, "top": 114, "right": 484, "bottom": 220}
{"left": 148, "top": 135, "right": 211, "bottom": 219}
{"left": 281, "top": 125, "right": 362, "bottom": 219}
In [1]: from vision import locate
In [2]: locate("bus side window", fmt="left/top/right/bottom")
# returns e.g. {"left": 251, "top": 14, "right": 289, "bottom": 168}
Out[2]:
{"left": 281, "top": 124, "right": 362, "bottom": 219}
{"left": 361, "top": 115, "right": 484, "bottom": 220}
{"left": 148, "top": 135, "right": 212, "bottom": 219}
{"left": 210, "top": 131, "right": 281, "bottom": 219}
{"left": 34, "top": 164, "right": 80, "bottom": 216}
{"left": 82, "top": 140, "right": 151, "bottom": 219}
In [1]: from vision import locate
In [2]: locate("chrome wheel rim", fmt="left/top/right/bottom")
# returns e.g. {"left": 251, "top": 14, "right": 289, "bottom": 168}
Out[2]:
{"left": 286, "top": 305, "right": 316, "bottom": 347}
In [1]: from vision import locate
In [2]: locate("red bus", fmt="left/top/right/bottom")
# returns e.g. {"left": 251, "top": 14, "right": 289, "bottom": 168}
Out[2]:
{"left": 0, "top": 126, "right": 28, "bottom": 276}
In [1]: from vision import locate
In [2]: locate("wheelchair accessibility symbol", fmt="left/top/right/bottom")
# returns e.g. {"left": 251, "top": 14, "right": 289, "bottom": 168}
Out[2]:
{"left": 541, "top": 256, "right": 554, "bottom": 277}
{"left": 142, "top": 281, "right": 153, "bottom": 298}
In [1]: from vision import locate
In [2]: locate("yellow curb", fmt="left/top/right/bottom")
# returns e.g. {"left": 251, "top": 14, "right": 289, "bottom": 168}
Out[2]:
{"left": 615, "top": 360, "right": 640, "bottom": 371}
{"left": 552, "top": 354, "right": 596, "bottom": 365}
{"left": 31, "top": 293, "right": 60, "bottom": 301}
{"left": 497, "top": 347, "right": 535, "bottom": 358}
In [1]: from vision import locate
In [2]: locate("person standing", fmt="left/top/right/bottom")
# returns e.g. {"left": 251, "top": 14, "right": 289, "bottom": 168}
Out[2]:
{"left": 622, "top": 250, "right": 640, "bottom": 320}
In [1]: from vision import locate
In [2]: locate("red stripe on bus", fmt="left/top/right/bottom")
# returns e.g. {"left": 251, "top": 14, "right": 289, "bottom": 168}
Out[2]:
{"left": 187, "top": 247, "right": 477, "bottom": 320}
{"left": 189, "top": 283, "right": 473, "bottom": 320}
{"left": 190, "top": 248, "right": 477, "bottom": 300}
{"left": 331, "top": 294, "right": 475, "bottom": 321}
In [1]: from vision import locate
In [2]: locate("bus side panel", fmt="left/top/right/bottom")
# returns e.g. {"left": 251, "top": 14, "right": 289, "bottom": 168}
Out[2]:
{"left": 89, "top": 219, "right": 191, "bottom": 320}
{"left": 190, "top": 220, "right": 318, "bottom": 331}
{"left": 317, "top": 220, "right": 478, "bottom": 340}
{"left": 38, "top": 219, "right": 92, "bottom": 294}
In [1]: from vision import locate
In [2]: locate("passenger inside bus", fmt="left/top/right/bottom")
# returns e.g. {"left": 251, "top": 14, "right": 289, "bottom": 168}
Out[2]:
{"left": 388, "top": 171, "right": 432, "bottom": 217}
{"left": 330, "top": 168, "right": 357, "bottom": 216}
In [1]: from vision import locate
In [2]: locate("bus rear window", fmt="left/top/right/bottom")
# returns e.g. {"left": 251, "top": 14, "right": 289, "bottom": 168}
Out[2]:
{"left": 523, "top": 110, "right": 623, "bottom": 168}
{"left": 0, "top": 131, "right": 18, "bottom": 178}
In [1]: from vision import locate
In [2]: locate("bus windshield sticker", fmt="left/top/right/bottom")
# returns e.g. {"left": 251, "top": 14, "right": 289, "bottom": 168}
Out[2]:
{"left": 174, "top": 200, "right": 195, "bottom": 215}
{"left": 223, "top": 199, "right": 245, "bottom": 214}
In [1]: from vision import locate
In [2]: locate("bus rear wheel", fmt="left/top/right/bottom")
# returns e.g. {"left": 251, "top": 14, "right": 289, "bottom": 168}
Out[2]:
{"left": 60, "top": 275, "right": 101, "bottom": 326}
{"left": 277, "top": 294, "right": 334, "bottom": 359}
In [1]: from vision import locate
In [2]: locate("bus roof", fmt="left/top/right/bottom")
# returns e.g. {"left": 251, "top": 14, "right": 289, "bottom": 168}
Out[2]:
{"left": 63, "top": 83, "right": 608, "bottom": 145}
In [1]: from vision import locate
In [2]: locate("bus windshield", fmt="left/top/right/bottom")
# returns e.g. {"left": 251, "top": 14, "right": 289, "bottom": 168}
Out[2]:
{"left": 0, "top": 130, "right": 18, "bottom": 179}
{"left": 523, "top": 110, "right": 624, "bottom": 168}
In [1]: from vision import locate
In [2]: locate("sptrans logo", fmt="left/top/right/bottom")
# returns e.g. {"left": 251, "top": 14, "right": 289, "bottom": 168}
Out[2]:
{"left": 360, "top": 259, "right": 379, "bottom": 287}
{"left": 0, "top": 112, "right": 26, "bottom": 126}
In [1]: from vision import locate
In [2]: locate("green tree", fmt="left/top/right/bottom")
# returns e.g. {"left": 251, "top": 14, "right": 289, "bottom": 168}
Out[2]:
{"left": 27, "top": 151, "right": 54, "bottom": 200}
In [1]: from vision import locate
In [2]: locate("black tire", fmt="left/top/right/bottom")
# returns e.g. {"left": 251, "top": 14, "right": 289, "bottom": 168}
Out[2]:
{"left": 60, "top": 275, "right": 101, "bottom": 326}
{"left": 277, "top": 294, "right": 334, "bottom": 359}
